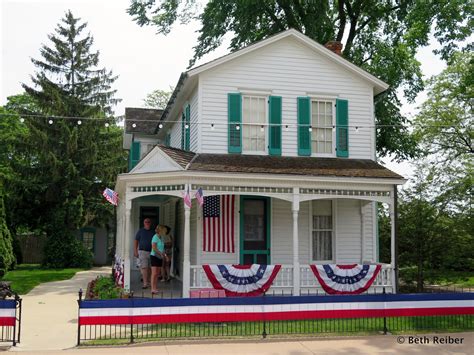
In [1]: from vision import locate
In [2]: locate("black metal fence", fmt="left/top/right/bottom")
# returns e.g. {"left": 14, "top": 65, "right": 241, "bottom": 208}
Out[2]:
{"left": 77, "top": 289, "right": 474, "bottom": 345}
{"left": 0, "top": 296, "right": 22, "bottom": 346}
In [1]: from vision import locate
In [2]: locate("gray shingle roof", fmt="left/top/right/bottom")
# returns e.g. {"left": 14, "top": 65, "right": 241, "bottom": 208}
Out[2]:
{"left": 125, "top": 107, "right": 163, "bottom": 134}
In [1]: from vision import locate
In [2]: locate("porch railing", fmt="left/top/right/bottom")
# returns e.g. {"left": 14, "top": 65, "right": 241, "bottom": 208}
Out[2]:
{"left": 190, "top": 264, "right": 393, "bottom": 294}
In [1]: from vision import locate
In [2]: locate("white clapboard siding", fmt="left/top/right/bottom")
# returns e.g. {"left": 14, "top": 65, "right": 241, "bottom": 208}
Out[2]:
{"left": 169, "top": 113, "right": 182, "bottom": 149}
{"left": 335, "top": 199, "right": 362, "bottom": 263}
{"left": 362, "top": 201, "right": 375, "bottom": 262}
{"left": 270, "top": 199, "right": 310, "bottom": 265}
{"left": 199, "top": 37, "right": 374, "bottom": 158}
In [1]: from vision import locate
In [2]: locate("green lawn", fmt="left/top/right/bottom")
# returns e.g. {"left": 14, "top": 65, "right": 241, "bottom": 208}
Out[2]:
{"left": 2, "top": 264, "right": 87, "bottom": 295}
{"left": 429, "top": 271, "right": 474, "bottom": 288}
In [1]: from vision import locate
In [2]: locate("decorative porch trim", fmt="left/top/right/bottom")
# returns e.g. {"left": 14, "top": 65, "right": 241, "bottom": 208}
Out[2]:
{"left": 192, "top": 184, "right": 292, "bottom": 194}
{"left": 301, "top": 188, "right": 390, "bottom": 197}
{"left": 132, "top": 184, "right": 185, "bottom": 193}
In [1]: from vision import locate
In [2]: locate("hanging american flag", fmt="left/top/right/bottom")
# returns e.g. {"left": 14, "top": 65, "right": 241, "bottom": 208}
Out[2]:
{"left": 183, "top": 185, "right": 192, "bottom": 208}
{"left": 203, "top": 195, "right": 235, "bottom": 253}
{"left": 102, "top": 188, "right": 119, "bottom": 206}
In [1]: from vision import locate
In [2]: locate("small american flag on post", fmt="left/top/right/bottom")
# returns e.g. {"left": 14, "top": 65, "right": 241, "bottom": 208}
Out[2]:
{"left": 194, "top": 187, "right": 204, "bottom": 206}
{"left": 102, "top": 188, "right": 119, "bottom": 206}
{"left": 183, "top": 185, "right": 192, "bottom": 208}
{"left": 203, "top": 195, "right": 235, "bottom": 253}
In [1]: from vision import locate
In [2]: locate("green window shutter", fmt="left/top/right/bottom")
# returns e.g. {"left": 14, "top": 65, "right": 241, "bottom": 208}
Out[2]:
{"left": 269, "top": 96, "right": 282, "bottom": 156}
{"left": 336, "top": 99, "right": 349, "bottom": 157}
{"left": 185, "top": 104, "right": 191, "bottom": 151}
{"left": 228, "top": 93, "right": 242, "bottom": 153}
{"left": 165, "top": 133, "right": 171, "bottom": 147}
{"left": 129, "top": 141, "right": 141, "bottom": 171}
{"left": 180, "top": 112, "right": 185, "bottom": 150}
{"left": 297, "top": 97, "right": 311, "bottom": 156}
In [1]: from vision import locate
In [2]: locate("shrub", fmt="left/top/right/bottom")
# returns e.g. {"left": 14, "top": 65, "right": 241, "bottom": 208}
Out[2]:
{"left": 87, "top": 276, "right": 121, "bottom": 300}
{"left": 43, "top": 232, "right": 93, "bottom": 269}
{"left": 0, "top": 188, "right": 15, "bottom": 278}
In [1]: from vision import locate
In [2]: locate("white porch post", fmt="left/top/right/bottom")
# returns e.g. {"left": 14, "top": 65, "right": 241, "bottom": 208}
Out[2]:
{"left": 123, "top": 198, "right": 132, "bottom": 291}
{"left": 292, "top": 188, "right": 300, "bottom": 296}
{"left": 389, "top": 201, "right": 396, "bottom": 292}
{"left": 182, "top": 185, "right": 191, "bottom": 298}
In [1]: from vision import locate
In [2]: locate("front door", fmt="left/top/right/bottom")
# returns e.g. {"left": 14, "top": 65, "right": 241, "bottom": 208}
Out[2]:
{"left": 139, "top": 206, "right": 159, "bottom": 231}
{"left": 240, "top": 197, "right": 270, "bottom": 264}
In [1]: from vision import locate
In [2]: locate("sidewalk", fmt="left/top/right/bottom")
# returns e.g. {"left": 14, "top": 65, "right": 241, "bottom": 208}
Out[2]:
{"left": 8, "top": 332, "right": 474, "bottom": 354}
{"left": 9, "top": 267, "right": 110, "bottom": 352}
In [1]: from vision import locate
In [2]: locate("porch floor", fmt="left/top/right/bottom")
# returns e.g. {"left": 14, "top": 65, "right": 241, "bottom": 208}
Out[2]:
{"left": 131, "top": 277, "right": 182, "bottom": 298}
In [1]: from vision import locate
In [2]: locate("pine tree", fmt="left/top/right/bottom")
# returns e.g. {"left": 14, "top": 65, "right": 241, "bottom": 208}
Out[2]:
{"left": 18, "top": 10, "right": 125, "bottom": 268}
{"left": 0, "top": 184, "right": 15, "bottom": 278}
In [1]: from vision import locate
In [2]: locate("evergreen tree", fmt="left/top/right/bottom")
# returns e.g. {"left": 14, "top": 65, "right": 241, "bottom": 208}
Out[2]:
{"left": 0, "top": 184, "right": 15, "bottom": 278}
{"left": 17, "top": 10, "right": 125, "bottom": 268}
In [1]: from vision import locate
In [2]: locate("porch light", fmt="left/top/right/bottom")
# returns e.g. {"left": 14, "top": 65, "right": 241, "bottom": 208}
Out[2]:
{"left": 308, "top": 126, "right": 313, "bottom": 132}
{"left": 48, "top": 119, "right": 53, "bottom": 125}
{"left": 77, "top": 120, "right": 82, "bottom": 125}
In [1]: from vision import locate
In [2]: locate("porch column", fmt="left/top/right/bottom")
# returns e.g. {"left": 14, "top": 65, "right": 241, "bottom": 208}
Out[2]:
{"left": 182, "top": 187, "right": 191, "bottom": 298}
{"left": 123, "top": 198, "right": 132, "bottom": 291}
{"left": 292, "top": 188, "right": 300, "bottom": 296}
{"left": 389, "top": 200, "right": 396, "bottom": 293}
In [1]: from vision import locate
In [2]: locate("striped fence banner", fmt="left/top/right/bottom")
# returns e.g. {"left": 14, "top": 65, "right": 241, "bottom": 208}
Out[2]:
{"left": 78, "top": 293, "right": 474, "bottom": 326}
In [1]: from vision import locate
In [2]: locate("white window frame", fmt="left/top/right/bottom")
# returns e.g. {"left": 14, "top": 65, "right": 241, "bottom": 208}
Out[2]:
{"left": 310, "top": 98, "right": 336, "bottom": 157}
{"left": 309, "top": 199, "right": 336, "bottom": 264}
{"left": 241, "top": 94, "right": 268, "bottom": 155}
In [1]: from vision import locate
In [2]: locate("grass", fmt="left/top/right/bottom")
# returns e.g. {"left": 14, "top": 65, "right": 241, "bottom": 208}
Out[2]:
{"left": 428, "top": 271, "right": 474, "bottom": 288}
{"left": 80, "top": 315, "right": 474, "bottom": 345}
{"left": 2, "top": 264, "right": 87, "bottom": 295}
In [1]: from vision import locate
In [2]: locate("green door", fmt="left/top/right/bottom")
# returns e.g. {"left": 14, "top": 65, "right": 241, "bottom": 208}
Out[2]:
{"left": 240, "top": 196, "right": 271, "bottom": 264}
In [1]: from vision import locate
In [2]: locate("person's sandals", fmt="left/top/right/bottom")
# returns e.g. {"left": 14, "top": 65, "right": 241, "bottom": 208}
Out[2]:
{"left": 151, "top": 290, "right": 159, "bottom": 295}
{"left": 142, "top": 284, "right": 150, "bottom": 289}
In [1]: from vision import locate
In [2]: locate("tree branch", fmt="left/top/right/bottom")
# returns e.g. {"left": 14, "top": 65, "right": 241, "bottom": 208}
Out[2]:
{"left": 336, "top": 0, "right": 346, "bottom": 41}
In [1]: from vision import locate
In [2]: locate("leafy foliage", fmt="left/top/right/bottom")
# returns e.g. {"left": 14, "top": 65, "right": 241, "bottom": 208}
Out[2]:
{"left": 3, "top": 11, "right": 126, "bottom": 268}
{"left": 128, "top": 0, "right": 473, "bottom": 160}
{"left": 143, "top": 86, "right": 174, "bottom": 109}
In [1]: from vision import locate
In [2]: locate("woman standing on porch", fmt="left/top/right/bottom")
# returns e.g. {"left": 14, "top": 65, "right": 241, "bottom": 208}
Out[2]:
{"left": 150, "top": 225, "right": 168, "bottom": 294}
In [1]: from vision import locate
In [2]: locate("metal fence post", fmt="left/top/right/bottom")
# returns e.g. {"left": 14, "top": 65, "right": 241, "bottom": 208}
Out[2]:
{"left": 383, "top": 287, "right": 388, "bottom": 335}
{"left": 15, "top": 295, "right": 22, "bottom": 346}
{"left": 77, "top": 288, "right": 83, "bottom": 346}
{"left": 130, "top": 291, "right": 134, "bottom": 344}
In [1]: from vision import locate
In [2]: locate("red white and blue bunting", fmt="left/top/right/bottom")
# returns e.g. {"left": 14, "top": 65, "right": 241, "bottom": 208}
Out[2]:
{"left": 311, "top": 264, "right": 381, "bottom": 295}
{"left": 202, "top": 264, "right": 281, "bottom": 297}
{"left": 78, "top": 293, "right": 474, "bottom": 326}
{"left": 0, "top": 300, "right": 16, "bottom": 326}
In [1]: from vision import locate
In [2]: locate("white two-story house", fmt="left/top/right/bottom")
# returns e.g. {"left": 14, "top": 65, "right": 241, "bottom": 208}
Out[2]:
{"left": 115, "top": 29, "right": 405, "bottom": 296}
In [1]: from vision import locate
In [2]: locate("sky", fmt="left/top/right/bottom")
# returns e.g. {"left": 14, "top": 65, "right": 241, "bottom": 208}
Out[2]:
{"left": 1, "top": 0, "right": 448, "bottom": 179}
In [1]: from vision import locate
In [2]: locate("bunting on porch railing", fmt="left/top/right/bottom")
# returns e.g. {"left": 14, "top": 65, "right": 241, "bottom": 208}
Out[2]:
{"left": 203, "top": 264, "right": 281, "bottom": 297}
{"left": 310, "top": 264, "right": 381, "bottom": 295}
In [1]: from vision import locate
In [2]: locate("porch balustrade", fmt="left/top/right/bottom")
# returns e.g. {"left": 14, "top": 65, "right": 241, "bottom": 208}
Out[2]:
{"left": 189, "top": 264, "right": 393, "bottom": 294}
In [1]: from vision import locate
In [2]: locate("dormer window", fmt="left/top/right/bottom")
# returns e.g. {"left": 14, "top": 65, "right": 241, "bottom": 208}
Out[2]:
{"left": 242, "top": 95, "right": 267, "bottom": 154}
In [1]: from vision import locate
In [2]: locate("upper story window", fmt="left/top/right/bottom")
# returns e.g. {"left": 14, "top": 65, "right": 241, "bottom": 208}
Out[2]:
{"left": 311, "top": 100, "right": 335, "bottom": 156}
{"left": 242, "top": 95, "right": 267, "bottom": 154}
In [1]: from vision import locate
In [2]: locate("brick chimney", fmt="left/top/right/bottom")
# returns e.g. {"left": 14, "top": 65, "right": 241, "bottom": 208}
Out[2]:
{"left": 324, "top": 41, "right": 343, "bottom": 55}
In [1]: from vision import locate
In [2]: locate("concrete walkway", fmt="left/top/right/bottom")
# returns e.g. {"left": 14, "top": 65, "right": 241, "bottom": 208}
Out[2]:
{"left": 9, "top": 267, "right": 110, "bottom": 352}
{"left": 8, "top": 332, "right": 474, "bottom": 354}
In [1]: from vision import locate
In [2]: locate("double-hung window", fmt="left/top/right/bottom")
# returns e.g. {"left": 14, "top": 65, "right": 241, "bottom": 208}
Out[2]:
{"left": 312, "top": 200, "right": 333, "bottom": 261}
{"left": 242, "top": 95, "right": 267, "bottom": 154}
{"left": 311, "top": 100, "right": 335, "bottom": 156}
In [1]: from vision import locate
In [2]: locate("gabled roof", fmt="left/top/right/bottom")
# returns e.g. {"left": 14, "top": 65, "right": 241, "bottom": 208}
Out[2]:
{"left": 132, "top": 145, "right": 403, "bottom": 180}
{"left": 125, "top": 107, "right": 163, "bottom": 135}
{"left": 158, "top": 29, "right": 389, "bottom": 128}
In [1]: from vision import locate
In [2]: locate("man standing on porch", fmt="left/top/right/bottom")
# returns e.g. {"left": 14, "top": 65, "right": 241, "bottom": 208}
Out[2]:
{"left": 134, "top": 218, "right": 154, "bottom": 289}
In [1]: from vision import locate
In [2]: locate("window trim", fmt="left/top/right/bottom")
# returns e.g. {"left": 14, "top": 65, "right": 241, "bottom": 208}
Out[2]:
{"left": 310, "top": 98, "right": 336, "bottom": 158}
{"left": 241, "top": 94, "right": 268, "bottom": 155}
{"left": 309, "top": 199, "right": 336, "bottom": 264}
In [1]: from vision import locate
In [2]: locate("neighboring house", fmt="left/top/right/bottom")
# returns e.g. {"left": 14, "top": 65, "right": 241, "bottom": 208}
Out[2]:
{"left": 76, "top": 225, "right": 114, "bottom": 266}
{"left": 115, "top": 29, "right": 405, "bottom": 296}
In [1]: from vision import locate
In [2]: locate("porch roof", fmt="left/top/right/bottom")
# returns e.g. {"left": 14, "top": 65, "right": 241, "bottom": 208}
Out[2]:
{"left": 157, "top": 145, "right": 403, "bottom": 180}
